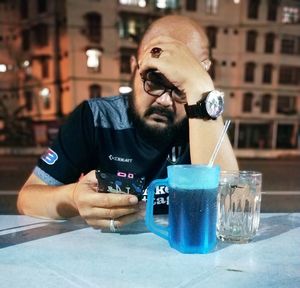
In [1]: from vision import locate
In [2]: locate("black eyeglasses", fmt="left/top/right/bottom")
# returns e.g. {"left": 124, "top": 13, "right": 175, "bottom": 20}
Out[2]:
{"left": 142, "top": 70, "right": 186, "bottom": 104}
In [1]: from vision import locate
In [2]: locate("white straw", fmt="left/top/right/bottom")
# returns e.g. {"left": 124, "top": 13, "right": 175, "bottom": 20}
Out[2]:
{"left": 208, "top": 120, "right": 231, "bottom": 167}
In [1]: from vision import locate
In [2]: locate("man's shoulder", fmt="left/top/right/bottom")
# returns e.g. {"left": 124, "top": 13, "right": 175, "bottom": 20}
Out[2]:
{"left": 87, "top": 95, "right": 127, "bottom": 110}
{"left": 86, "top": 95, "right": 131, "bottom": 129}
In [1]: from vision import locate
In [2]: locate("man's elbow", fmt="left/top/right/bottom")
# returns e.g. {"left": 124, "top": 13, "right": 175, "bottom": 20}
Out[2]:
{"left": 17, "top": 188, "right": 25, "bottom": 215}
{"left": 17, "top": 185, "right": 33, "bottom": 215}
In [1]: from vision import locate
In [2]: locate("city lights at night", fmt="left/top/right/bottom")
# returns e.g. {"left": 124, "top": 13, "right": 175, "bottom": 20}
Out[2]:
{"left": 0, "top": 0, "right": 299, "bottom": 156}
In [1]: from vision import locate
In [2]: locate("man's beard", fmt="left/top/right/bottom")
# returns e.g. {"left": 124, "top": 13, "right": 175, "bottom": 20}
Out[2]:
{"left": 127, "top": 92, "right": 188, "bottom": 148}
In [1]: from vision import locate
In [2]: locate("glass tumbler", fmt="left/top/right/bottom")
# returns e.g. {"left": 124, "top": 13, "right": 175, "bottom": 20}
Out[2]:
{"left": 217, "top": 170, "right": 262, "bottom": 243}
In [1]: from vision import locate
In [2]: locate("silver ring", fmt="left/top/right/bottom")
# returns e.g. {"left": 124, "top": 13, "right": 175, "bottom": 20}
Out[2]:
{"left": 109, "top": 219, "right": 117, "bottom": 232}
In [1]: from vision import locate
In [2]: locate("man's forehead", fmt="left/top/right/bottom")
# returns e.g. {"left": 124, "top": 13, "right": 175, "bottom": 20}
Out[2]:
{"left": 139, "top": 19, "right": 209, "bottom": 60}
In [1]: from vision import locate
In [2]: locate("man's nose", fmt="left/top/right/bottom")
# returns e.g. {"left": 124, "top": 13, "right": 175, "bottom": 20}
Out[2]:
{"left": 155, "top": 91, "right": 173, "bottom": 107}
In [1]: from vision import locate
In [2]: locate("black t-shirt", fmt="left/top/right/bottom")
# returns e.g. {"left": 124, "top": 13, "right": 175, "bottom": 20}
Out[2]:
{"left": 34, "top": 95, "right": 190, "bottom": 213}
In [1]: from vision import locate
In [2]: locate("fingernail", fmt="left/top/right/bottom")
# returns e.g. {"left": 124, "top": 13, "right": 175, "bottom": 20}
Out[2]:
{"left": 129, "top": 196, "right": 138, "bottom": 204}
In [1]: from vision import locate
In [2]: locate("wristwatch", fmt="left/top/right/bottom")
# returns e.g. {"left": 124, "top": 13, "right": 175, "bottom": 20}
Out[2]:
{"left": 184, "top": 90, "right": 224, "bottom": 120}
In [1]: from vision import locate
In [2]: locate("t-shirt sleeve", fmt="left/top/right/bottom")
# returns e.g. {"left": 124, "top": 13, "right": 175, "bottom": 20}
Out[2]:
{"left": 34, "top": 101, "right": 96, "bottom": 185}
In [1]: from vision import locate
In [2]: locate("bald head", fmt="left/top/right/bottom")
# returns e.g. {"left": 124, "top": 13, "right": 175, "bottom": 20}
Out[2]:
{"left": 138, "top": 15, "right": 209, "bottom": 61}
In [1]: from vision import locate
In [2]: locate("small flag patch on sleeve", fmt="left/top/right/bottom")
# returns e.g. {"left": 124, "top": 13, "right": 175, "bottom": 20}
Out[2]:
{"left": 41, "top": 148, "right": 58, "bottom": 165}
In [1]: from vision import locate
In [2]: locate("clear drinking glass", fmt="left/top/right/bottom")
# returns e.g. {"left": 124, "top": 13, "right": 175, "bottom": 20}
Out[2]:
{"left": 217, "top": 170, "right": 262, "bottom": 243}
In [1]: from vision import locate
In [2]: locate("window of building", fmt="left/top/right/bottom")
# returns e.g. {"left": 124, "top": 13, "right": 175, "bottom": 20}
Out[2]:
{"left": 206, "top": 0, "right": 218, "bottom": 15}
{"left": 156, "top": 0, "right": 178, "bottom": 9}
{"left": 33, "top": 23, "right": 48, "bottom": 47}
{"left": 119, "top": 85, "right": 132, "bottom": 94}
{"left": 0, "top": 64, "right": 7, "bottom": 72}
{"left": 238, "top": 123, "right": 271, "bottom": 148}
{"left": 89, "top": 84, "right": 102, "bottom": 98}
{"left": 20, "top": 0, "right": 28, "bottom": 19}
{"left": 186, "top": 0, "right": 197, "bottom": 11}
{"left": 244, "top": 62, "right": 256, "bottom": 82}
{"left": 281, "top": 35, "right": 300, "bottom": 55}
{"left": 37, "top": 0, "right": 47, "bottom": 13}
{"left": 40, "top": 87, "right": 51, "bottom": 109}
{"left": 120, "top": 48, "right": 136, "bottom": 74}
{"left": 119, "top": 0, "right": 147, "bottom": 7}
{"left": 40, "top": 57, "right": 49, "bottom": 78}
{"left": 247, "top": 0, "right": 260, "bottom": 19}
{"left": 119, "top": 13, "right": 151, "bottom": 42}
{"left": 265, "top": 32, "right": 275, "bottom": 53}
{"left": 246, "top": 30, "right": 257, "bottom": 52}
{"left": 84, "top": 12, "right": 102, "bottom": 43}
{"left": 277, "top": 95, "right": 297, "bottom": 114}
{"left": 86, "top": 48, "right": 101, "bottom": 72}
{"left": 209, "top": 58, "right": 216, "bottom": 80}
{"left": 21, "top": 60, "right": 31, "bottom": 76}
{"left": 206, "top": 26, "right": 218, "bottom": 49}
{"left": 261, "top": 94, "right": 271, "bottom": 113}
{"left": 282, "top": 6, "right": 299, "bottom": 23}
{"left": 22, "top": 29, "right": 30, "bottom": 51}
{"left": 242, "top": 92, "right": 253, "bottom": 112}
{"left": 277, "top": 124, "right": 297, "bottom": 149}
{"left": 24, "top": 90, "right": 33, "bottom": 111}
{"left": 279, "top": 66, "right": 300, "bottom": 85}
{"left": 262, "top": 64, "right": 273, "bottom": 84}
{"left": 267, "top": 0, "right": 278, "bottom": 21}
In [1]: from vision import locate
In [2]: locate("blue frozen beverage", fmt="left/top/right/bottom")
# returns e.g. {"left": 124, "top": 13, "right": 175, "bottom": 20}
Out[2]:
{"left": 146, "top": 164, "right": 220, "bottom": 254}
{"left": 169, "top": 187, "right": 218, "bottom": 253}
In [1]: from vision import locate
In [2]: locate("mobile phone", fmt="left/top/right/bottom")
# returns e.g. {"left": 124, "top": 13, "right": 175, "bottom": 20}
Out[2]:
{"left": 95, "top": 170, "right": 145, "bottom": 200}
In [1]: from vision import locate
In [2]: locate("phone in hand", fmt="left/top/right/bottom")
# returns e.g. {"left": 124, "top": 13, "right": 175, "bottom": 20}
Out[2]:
{"left": 95, "top": 170, "right": 145, "bottom": 200}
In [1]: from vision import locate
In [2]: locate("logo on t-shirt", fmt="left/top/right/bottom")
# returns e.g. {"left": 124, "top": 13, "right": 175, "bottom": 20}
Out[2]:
{"left": 41, "top": 148, "right": 58, "bottom": 165}
{"left": 142, "top": 185, "right": 169, "bottom": 206}
{"left": 108, "top": 154, "right": 133, "bottom": 163}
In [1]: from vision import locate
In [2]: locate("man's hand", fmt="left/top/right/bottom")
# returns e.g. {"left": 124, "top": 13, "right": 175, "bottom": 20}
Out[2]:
{"left": 138, "top": 36, "right": 214, "bottom": 104}
{"left": 72, "top": 170, "right": 145, "bottom": 230}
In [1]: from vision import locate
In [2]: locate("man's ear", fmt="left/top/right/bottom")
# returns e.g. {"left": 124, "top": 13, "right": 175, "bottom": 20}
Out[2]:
{"left": 201, "top": 59, "right": 212, "bottom": 71}
{"left": 130, "top": 55, "right": 138, "bottom": 73}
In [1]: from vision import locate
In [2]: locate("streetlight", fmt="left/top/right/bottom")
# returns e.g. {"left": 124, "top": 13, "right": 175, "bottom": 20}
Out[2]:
{"left": 0, "top": 64, "right": 7, "bottom": 73}
{"left": 119, "top": 85, "right": 132, "bottom": 94}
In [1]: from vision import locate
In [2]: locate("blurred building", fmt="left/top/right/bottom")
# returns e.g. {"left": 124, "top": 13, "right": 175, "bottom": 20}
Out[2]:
{"left": 0, "top": 0, "right": 299, "bottom": 157}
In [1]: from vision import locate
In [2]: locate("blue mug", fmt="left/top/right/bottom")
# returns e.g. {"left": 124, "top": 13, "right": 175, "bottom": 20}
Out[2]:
{"left": 146, "top": 165, "right": 220, "bottom": 254}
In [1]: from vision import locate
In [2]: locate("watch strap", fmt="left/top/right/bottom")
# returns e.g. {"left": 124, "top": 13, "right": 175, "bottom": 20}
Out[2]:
{"left": 184, "top": 101, "right": 208, "bottom": 119}
{"left": 184, "top": 90, "right": 214, "bottom": 120}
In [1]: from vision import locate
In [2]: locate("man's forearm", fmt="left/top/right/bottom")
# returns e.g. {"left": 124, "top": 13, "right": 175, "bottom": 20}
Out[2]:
{"left": 17, "top": 183, "right": 78, "bottom": 219}
{"left": 189, "top": 117, "right": 239, "bottom": 170}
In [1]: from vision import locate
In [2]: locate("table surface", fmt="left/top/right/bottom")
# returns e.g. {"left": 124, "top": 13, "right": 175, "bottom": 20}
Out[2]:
{"left": 0, "top": 213, "right": 299, "bottom": 288}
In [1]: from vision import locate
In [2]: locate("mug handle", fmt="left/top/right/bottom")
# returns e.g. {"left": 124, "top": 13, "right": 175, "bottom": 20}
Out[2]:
{"left": 145, "top": 178, "right": 169, "bottom": 240}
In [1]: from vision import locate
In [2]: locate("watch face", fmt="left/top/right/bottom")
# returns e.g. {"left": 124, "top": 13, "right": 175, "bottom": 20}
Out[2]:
{"left": 205, "top": 90, "right": 224, "bottom": 118}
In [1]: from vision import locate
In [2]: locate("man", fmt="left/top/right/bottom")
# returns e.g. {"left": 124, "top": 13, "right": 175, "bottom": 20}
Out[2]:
{"left": 17, "top": 15, "right": 238, "bottom": 231}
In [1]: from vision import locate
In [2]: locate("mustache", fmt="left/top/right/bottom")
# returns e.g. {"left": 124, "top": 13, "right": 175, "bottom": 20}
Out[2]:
{"left": 144, "top": 106, "right": 175, "bottom": 123}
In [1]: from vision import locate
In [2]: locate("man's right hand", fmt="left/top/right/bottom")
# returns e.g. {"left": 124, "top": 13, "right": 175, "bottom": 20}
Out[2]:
{"left": 72, "top": 170, "right": 145, "bottom": 230}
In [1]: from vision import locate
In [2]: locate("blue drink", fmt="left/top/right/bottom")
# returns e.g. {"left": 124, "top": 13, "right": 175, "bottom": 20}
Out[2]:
{"left": 146, "top": 165, "right": 220, "bottom": 254}
{"left": 169, "top": 188, "right": 218, "bottom": 253}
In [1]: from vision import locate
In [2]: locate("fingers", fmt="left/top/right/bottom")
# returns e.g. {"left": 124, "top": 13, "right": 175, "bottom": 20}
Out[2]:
{"left": 73, "top": 174, "right": 145, "bottom": 230}
{"left": 81, "top": 192, "right": 138, "bottom": 210}
{"left": 115, "top": 206, "right": 145, "bottom": 227}
{"left": 86, "top": 202, "right": 146, "bottom": 230}
{"left": 87, "top": 205, "right": 140, "bottom": 220}
{"left": 97, "top": 192, "right": 138, "bottom": 207}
